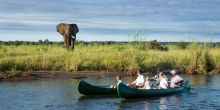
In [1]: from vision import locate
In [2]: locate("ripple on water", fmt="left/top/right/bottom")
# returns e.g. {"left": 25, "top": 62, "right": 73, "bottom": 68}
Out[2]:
{"left": 0, "top": 75, "right": 220, "bottom": 110}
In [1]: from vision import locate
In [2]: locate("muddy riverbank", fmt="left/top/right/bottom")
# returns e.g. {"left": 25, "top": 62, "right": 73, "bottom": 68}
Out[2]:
{"left": 0, "top": 69, "right": 219, "bottom": 82}
{"left": 0, "top": 71, "right": 118, "bottom": 82}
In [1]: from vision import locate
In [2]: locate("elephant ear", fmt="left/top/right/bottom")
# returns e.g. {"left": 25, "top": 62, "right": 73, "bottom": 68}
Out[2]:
{"left": 70, "top": 24, "right": 79, "bottom": 34}
{"left": 56, "top": 23, "right": 66, "bottom": 35}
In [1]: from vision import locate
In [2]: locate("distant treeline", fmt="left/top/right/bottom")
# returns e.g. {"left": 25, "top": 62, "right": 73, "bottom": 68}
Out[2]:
{"left": 0, "top": 39, "right": 220, "bottom": 46}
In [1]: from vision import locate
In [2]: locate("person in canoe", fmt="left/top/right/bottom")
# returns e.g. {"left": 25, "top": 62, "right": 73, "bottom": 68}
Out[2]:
{"left": 151, "top": 69, "right": 168, "bottom": 88}
{"left": 151, "top": 69, "right": 168, "bottom": 81}
{"left": 110, "top": 75, "right": 123, "bottom": 88}
{"left": 170, "top": 70, "right": 184, "bottom": 88}
{"left": 157, "top": 72, "right": 168, "bottom": 89}
{"left": 141, "top": 76, "right": 151, "bottom": 89}
{"left": 127, "top": 70, "right": 145, "bottom": 88}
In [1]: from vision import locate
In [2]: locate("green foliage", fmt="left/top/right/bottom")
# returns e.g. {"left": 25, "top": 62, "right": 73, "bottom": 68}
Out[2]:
{"left": 176, "top": 41, "right": 188, "bottom": 49}
{"left": 188, "top": 43, "right": 216, "bottom": 74}
{"left": 146, "top": 40, "right": 168, "bottom": 51}
{"left": 146, "top": 40, "right": 160, "bottom": 49}
{"left": 0, "top": 43, "right": 219, "bottom": 74}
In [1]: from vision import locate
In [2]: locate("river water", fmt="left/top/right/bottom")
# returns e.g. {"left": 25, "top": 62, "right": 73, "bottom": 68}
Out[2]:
{"left": 0, "top": 74, "right": 220, "bottom": 110}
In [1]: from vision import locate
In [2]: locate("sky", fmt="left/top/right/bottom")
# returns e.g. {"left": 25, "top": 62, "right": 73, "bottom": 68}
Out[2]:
{"left": 0, "top": 0, "right": 220, "bottom": 42}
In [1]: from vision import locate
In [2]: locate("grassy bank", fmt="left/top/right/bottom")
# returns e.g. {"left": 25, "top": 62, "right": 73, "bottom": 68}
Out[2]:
{"left": 0, "top": 42, "right": 220, "bottom": 74}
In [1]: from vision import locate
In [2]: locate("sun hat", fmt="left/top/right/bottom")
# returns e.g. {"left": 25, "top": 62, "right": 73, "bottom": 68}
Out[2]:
{"left": 170, "top": 70, "right": 176, "bottom": 75}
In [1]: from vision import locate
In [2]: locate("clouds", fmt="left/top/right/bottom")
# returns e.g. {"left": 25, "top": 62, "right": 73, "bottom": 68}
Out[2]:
{"left": 2, "top": 0, "right": 219, "bottom": 19}
{"left": 0, "top": 0, "right": 220, "bottom": 41}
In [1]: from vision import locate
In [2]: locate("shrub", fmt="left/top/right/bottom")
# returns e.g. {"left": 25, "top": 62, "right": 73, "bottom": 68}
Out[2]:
{"left": 146, "top": 40, "right": 168, "bottom": 51}
{"left": 176, "top": 41, "right": 188, "bottom": 49}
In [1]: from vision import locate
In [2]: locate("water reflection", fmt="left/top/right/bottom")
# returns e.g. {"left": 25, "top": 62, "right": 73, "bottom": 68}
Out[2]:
{"left": 117, "top": 99, "right": 145, "bottom": 110}
{"left": 78, "top": 95, "right": 117, "bottom": 100}
{"left": 116, "top": 95, "right": 183, "bottom": 110}
{"left": 158, "top": 97, "right": 167, "bottom": 110}
{"left": 184, "top": 74, "right": 209, "bottom": 86}
{"left": 1, "top": 74, "right": 220, "bottom": 110}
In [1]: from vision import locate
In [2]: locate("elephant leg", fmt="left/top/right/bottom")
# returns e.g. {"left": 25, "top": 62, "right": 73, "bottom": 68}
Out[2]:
{"left": 69, "top": 37, "right": 72, "bottom": 50}
{"left": 71, "top": 34, "right": 76, "bottom": 50}
{"left": 66, "top": 37, "right": 70, "bottom": 50}
{"left": 63, "top": 36, "right": 67, "bottom": 48}
{"left": 70, "top": 37, "right": 75, "bottom": 50}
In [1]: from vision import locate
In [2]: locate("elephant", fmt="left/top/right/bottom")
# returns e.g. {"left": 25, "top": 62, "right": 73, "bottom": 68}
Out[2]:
{"left": 56, "top": 23, "right": 79, "bottom": 50}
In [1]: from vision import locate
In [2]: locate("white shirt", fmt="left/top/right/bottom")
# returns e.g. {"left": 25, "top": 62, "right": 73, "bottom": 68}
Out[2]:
{"left": 144, "top": 81, "right": 151, "bottom": 89}
{"left": 159, "top": 78, "right": 168, "bottom": 89}
{"left": 118, "top": 80, "right": 123, "bottom": 84}
{"left": 152, "top": 75, "right": 168, "bottom": 82}
{"left": 170, "top": 75, "right": 183, "bottom": 88}
{"left": 136, "top": 75, "right": 145, "bottom": 86}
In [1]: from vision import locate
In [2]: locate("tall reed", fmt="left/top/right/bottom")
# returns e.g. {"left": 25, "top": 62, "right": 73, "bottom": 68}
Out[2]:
{"left": 0, "top": 43, "right": 219, "bottom": 74}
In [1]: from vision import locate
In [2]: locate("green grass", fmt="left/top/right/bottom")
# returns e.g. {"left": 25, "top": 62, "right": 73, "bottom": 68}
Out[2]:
{"left": 0, "top": 43, "right": 219, "bottom": 74}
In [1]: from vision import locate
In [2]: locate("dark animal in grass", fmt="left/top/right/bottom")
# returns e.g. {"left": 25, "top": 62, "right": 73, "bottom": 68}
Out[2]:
{"left": 56, "top": 23, "right": 79, "bottom": 50}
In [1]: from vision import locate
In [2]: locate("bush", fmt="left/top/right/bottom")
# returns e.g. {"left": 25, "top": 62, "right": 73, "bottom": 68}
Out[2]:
{"left": 176, "top": 41, "right": 188, "bottom": 49}
{"left": 146, "top": 40, "right": 160, "bottom": 49}
{"left": 146, "top": 40, "right": 168, "bottom": 51}
{"left": 190, "top": 46, "right": 215, "bottom": 74}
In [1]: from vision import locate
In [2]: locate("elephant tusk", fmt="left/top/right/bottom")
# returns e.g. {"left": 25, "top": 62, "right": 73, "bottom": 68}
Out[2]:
{"left": 72, "top": 35, "right": 76, "bottom": 38}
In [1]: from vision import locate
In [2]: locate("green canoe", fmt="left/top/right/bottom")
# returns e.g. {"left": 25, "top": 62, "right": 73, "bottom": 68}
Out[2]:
{"left": 117, "top": 80, "right": 191, "bottom": 98}
{"left": 78, "top": 80, "right": 117, "bottom": 95}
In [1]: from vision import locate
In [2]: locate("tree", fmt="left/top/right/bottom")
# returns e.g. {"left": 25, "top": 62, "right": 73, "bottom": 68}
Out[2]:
{"left": 44, "top": 39, "right": 49, "bottom": 44}
{"left": 38, "top": 40, "right": 43, "bottom": 44}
